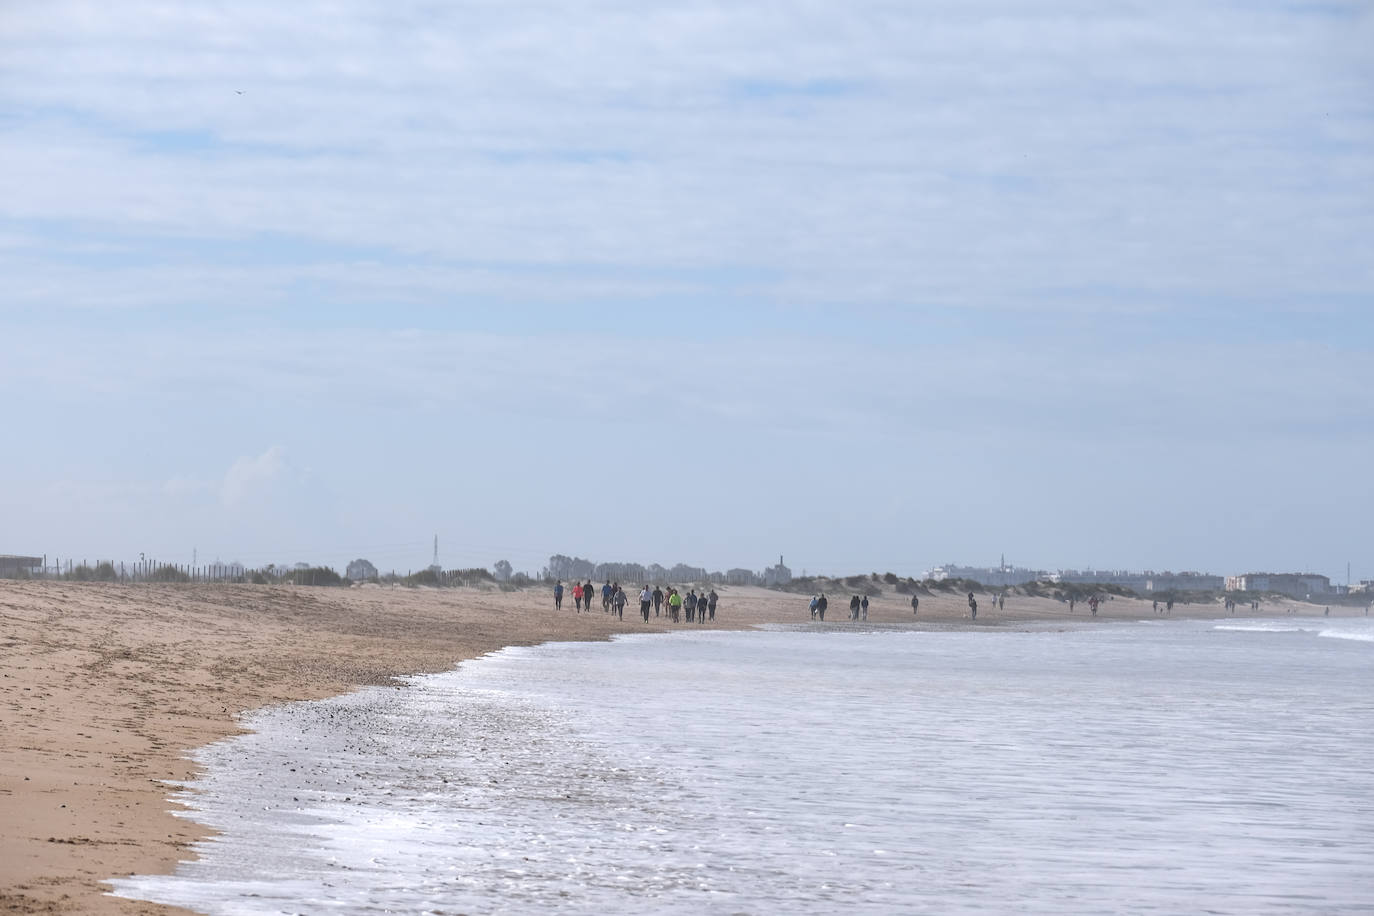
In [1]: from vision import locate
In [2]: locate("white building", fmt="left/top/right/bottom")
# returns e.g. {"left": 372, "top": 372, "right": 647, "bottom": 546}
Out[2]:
{"left": 763, "top": 555, "right": 792, "bottom": 587}
{"left": 1225, "top": 572, "right": 1332, "bottom": 599}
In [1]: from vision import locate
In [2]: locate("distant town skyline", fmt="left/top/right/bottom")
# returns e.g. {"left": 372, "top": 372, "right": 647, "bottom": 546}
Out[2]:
{"left": 5, "top": 547, "right": 1366, "bottom": 596}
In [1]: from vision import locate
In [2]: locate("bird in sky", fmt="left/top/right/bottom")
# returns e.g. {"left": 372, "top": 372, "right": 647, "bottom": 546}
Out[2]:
{"left": 235, "top": 89, "right": 245, "bottom": 95}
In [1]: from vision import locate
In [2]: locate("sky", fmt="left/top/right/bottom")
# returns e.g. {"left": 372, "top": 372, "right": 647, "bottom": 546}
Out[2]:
{"left": 1, "top": 0, "right": 1371, "bottom": 582}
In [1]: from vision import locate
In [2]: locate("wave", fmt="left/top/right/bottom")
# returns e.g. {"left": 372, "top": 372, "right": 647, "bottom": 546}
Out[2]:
{"left": 1318, "top": 630, "right": 1374, "bottom": 643}
{"left": 1213, "top": 624, "right": 1311, "bottom": 634}
{"left": 1214, "top": 623, "right": 1374, "bottom": 644}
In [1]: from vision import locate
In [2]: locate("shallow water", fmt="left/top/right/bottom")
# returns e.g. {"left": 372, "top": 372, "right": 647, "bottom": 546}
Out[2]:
{"left": 113, "top": 617, "right": 1374, "bottom": 914}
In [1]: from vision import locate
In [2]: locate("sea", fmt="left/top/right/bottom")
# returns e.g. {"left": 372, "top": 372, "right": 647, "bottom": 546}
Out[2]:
{"left": 112, "top": 616, "right": 1374, "bottom": 914}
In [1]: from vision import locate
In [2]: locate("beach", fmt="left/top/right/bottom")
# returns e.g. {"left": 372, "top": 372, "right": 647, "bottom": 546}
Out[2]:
{"left": 0, "top": 579, "right": 1354, "bottom": 914}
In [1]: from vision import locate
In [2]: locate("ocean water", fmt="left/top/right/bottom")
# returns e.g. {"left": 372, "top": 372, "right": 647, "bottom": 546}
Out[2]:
{"left": 113, "top": 617, "right": 1374, "bottom": 914}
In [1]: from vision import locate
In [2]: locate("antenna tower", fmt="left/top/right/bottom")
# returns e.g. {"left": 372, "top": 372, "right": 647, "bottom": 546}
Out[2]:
{"left": 433, "top": 534, "right": 439, "bottom": 569}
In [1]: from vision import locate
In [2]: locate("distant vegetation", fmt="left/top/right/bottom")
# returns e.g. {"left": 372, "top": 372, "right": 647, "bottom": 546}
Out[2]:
{"left": 61, "top": 562, "right": 120, "bottom": 583}
{"left": 1021, "top": 580, "right": 1135, "bottom": 602}
{"left": 148, "top": 564, "right": 191, "bottom": 583}
{"left": 288, "top": 566, "right": 345, "bottom": 587}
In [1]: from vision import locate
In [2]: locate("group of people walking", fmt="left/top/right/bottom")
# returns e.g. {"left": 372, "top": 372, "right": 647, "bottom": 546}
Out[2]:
{"left": 803, "top": 591, "right": 1001, "bottom": 621}
{"left": 1150, "top": 598, "right": 1175, "bottom": 614}
{"left": 551, "top": 581, "right": 719, "bottom": 623}
{"left": 806, "top": 593, "right": 873, "bottom": 621}
{"left": 969, "top": 591, "right": 1007, "bottom": 618}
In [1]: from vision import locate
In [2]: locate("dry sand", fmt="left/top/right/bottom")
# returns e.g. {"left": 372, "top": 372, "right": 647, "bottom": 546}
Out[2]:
{"left": 0, "top": 579, "right": 1345, "bottom": 913}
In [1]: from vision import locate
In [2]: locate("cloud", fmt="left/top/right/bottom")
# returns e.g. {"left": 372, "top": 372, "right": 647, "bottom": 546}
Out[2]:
{"left": 5, "top": 324, "right": 1370, "bottom": 448}
{"left": 0, "top": 0, "right": 1369, "bottom": 316}
{"left": 220, "top": 446, "right": 289, "bottom": 508}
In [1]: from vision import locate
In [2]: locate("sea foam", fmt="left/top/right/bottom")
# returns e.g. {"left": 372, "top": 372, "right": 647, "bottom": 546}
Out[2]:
{"left": 114, "top": 624, "right": 1374, "bottom": 914}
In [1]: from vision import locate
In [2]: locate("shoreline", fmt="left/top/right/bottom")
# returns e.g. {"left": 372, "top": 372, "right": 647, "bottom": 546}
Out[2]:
{"left": 1, "top": 580, "right": 1361, "bottom": 914}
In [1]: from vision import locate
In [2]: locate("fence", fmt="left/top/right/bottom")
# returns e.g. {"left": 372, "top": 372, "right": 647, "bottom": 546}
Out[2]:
{"left": 1, "top": 558, "right": 502, "bottom": 588}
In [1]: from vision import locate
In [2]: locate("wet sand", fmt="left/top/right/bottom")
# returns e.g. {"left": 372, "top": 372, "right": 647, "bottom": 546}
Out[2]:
{"left": 0, "top": 579, "right": 1338, "bottom": 913}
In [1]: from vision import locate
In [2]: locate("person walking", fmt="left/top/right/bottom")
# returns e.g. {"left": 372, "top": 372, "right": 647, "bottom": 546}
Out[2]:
{"left": 860, "top": 594, "right": 869, "bottom": 621}
{"left": 602, "top": 580, "right": 613, "bottom": 612}
{"left": 968, "top": 591, "right": 978, "bottom": 620}
{"left": 573, "top": 582, "right": 583, "bottom": 611}
{"left": 668, "top": 588, "right": 682, "bottom": 622}
{"left": 613, "top": 585, "right": 627, "bottom": 620}
{"left": 817, "top": 593, "right": 827, "bottom": 621}
{"left": 708, "top": 589, "right": 718, "bottom": 621}
{"left": 652, "top": 585, "right": 663, "bottom": 617}
{"left": 850, "top": 595, "right": 861, "bottom": 620}
{"left": 685, "top": 590, "right": 697, "bottom": 622}
{"left": 911, "top": 594, "right": 919, "bottom": 615}
{"left": 640, "top": 585, "right": 652, "bottom": 622}
{"left": 553, "top": 581, "right": 564, "bottom": 611}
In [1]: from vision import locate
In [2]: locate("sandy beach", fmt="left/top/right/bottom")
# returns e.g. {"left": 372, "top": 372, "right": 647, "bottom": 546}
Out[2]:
{"left": 0, "top": 579, "right": 1350, "bottom": 914}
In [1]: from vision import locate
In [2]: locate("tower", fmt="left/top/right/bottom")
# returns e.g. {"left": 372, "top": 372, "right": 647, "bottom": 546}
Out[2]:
{"left": 433, "top": 534, "right": 439, "bottom": 569}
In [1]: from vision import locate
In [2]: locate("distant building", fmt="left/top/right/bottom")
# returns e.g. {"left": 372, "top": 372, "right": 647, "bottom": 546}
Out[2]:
{"left": 346, "top": 558, "right": 379, "bottom": 581}
{"left": 928, "top": 561, "right": 1046, "bottom": 587}
{"left": 725, "top": 568, "right": 757, "bottom": 586}
{"left": 762, "top": 555, "right": 792, "bottom": 587}
{"left": 929, "top": 562, "right": 1223, "bottom": 592}
{"left": 1143, "top": 571, "right": 1225, "bottom": 592}
{"left": 0, "top": 554, "right": 41, "bottom": 576}
{"left": 593, "top": 562, "right": 646, "bottom": 583}
{"left": 668, "top": 563, "right": 708, "bottom": 583}
{"left": 1225, "top": 573, "right": 1333, "bottom": 600}
{"left": 1058, "top": 569, "right": 1223, "bottom": 592}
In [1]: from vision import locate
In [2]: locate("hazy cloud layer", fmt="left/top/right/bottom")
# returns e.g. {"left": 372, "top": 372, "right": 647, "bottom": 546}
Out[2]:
{"left": 2, "top": 1, "right": 1371, "bottom": 314}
